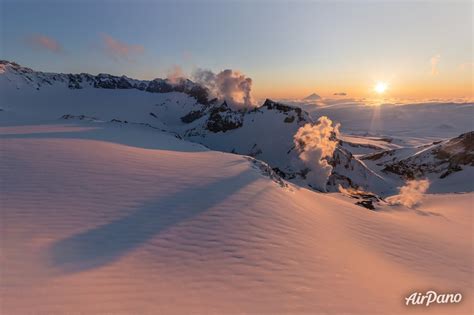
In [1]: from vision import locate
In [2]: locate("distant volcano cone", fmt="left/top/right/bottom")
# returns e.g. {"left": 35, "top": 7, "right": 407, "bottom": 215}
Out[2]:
{"left": 303, "top": 93, "right": 321, "bottom": 100}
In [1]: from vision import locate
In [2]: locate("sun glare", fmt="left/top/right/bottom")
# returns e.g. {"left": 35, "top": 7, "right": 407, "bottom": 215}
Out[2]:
{"left": 374, "top": 82, "right": 388, "bottom": 94}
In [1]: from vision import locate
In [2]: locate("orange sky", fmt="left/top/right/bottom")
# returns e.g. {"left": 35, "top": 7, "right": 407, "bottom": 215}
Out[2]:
{"left": 252, "top": 65, "right": 474, "bottom": 101}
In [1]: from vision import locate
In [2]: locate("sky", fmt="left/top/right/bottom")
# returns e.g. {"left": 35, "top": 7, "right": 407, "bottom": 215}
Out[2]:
{"left": 1, "top": 0, "right": 473, "bottom": 101}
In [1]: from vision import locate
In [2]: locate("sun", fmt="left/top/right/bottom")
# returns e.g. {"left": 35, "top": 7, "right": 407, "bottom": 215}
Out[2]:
{"left": 374, "top": 82, "right": 388, "bottom": 94}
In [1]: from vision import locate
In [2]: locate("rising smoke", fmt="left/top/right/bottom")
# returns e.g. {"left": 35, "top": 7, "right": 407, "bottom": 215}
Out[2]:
{"left": 166, "top": 65, "right": 185, "bottom": 85}
{"left": 193, "top": 69, "right": 253, "bottom": 108}
{"left": 293, "top": 116, "right": 340, "bottom": 191}
{"left": 387, "top": 179, "right": 430, "bottom": 208}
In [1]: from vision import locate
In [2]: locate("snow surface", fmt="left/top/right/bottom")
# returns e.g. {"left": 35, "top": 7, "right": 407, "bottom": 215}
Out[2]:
{"left": 1, "top": 122, "right": 472, "bottom": 314}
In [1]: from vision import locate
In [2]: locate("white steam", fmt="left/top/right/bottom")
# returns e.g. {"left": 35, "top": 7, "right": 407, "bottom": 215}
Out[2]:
{"left": 293, "top": 116, "right": 340, "bottom": 191}
{"left": 193, "top": 69, "right": 253, "bottom": 108}
{"left": 387, "top": 179, "right": 430, "bottom": 208}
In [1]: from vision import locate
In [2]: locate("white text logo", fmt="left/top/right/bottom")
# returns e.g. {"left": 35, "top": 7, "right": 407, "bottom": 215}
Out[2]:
{"left": 405, "top": 291, "right": 462, "bottom": 306}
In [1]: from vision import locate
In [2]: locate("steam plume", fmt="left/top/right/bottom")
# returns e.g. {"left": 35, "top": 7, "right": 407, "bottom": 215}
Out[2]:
{"left": 293, "top": 116, "right": 340, "bottom": 191}
{"left": 387, "top": 179, "right": 430, "bottom": 208}
{"left": 193, "top": 69, "right": 253, "bottom": 108}
{"left": 166, "top": 65, "right": 185, "bottom": 85}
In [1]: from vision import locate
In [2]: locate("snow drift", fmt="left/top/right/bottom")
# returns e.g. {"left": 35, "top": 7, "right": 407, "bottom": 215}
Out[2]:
{"left": 1, "top": 122, "right": 472, "bottom": 314}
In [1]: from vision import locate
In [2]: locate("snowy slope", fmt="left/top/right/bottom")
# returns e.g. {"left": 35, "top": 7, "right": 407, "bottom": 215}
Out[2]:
{"left": 1, "top": 121, "right": 472, "bottom": 314}
{"left": 186, "top": 99, "right": 313, "bottom": 169}
{"left": 361, "top": 132, "right": 474, "bottom": 193}
{"left": 0, "top": 60, "right": 210, "bottom": 104}
{"left": 0, "top": 61, "right": 203, "bottom": 131}
{"left": 339, "top": 134, "right": 403, "bottom": 155}
{"left": 184, "top": 99, "right": 392, "bottom": 194}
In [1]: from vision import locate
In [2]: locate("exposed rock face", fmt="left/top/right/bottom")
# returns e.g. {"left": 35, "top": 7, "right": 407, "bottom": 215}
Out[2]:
{"left": 67, "top": 75, "right": 82, "bottom": 89}
{"left": 381, "top": 131, "right": 473, "bottom": 179}
{"left": 329, "top": 147, "right": 355, "bottom": 171}
{"left": 326, "top": 146, "right": 387, "bottom": 193}
{"left": 260, "top": 99, "right": 306, "bottom": 122}
{"left": 186, "top": 85, "right": 211, "bottom": 105}
{"left": 117, "top": 76, "right": 133, "bottom": 89}
{"left": 205, "top": 101, "right": 244, "bottom": 133}
{"left": 361, "top": 149, "right": 395, "bottom": 161}
{"left": 244, "top": 157, "right": 288, "bottom": 189}
{"left": 94, "top": 74, "right": 121, "bottom": 89}
{"left": 61, "top": 114, "right": 98, "bottom": 121}
{"left": 248, "top": 144, "right": 263, "bottom": 157}
{"left": 181, "top": 110, "right": 206, "bottom": 123}
{"left": 284, "top": 116, "right": 295, "bottom": 123}
{"left": 436, "top": 131, "right": 474, "bottom": 165}
{"left": 145, "top": 79, "right": 174, "bottom": 93}
{"left": 338, "top": 186, "right": 385, "bottom": 210}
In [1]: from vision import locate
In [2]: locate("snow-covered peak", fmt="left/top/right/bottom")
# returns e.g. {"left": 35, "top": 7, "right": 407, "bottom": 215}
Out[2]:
{"left": 257, "top": 99, "right": 312, "bottom": 123}
{"left": 0, "top": 60, "right": 212, "bottom": 104}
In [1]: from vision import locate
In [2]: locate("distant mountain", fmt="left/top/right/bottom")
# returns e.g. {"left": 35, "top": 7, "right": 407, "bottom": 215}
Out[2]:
{"left": 0, "top": 60, "right": 212, "bottom": 105}
{"left": 303, "top": 93, "right": 321, "bottom": 100}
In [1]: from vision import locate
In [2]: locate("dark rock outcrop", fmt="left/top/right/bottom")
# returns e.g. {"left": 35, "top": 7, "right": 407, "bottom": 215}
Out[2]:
{"left": 260, "top": 99, "right": 306, "bottom": 122}
{"left": 181, "top": 110, "right": 206, "bottom": 123}
{"left": 205, "top": 101, "right": 244, "bottom": 133}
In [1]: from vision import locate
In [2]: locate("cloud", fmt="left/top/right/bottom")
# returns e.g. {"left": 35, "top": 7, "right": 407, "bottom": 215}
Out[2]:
{"left": 273, "top": 95, "right": 474, "bottom": 112}
{"left": 101, "top": 33, "right": 144, "bottom": 61}
{"left": 275, "top": 96, "right": 360, "bottom": 110}
{"left": 192, "top": 68, "right": 254, "bottom": 108}
{"left": 387, "top": 179, "right": 430, "bottom": 208}
{"left": 333, "top": 92, "right": 347, "bottom": 96}
{"left": 430, "top": 54, "right": 441, "bottom": 75}
{"left": 293, "top": 116, "right": 340, "bottom": 191}
{"left": 27, "top": 34, "right": 63, "bottom": 54}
